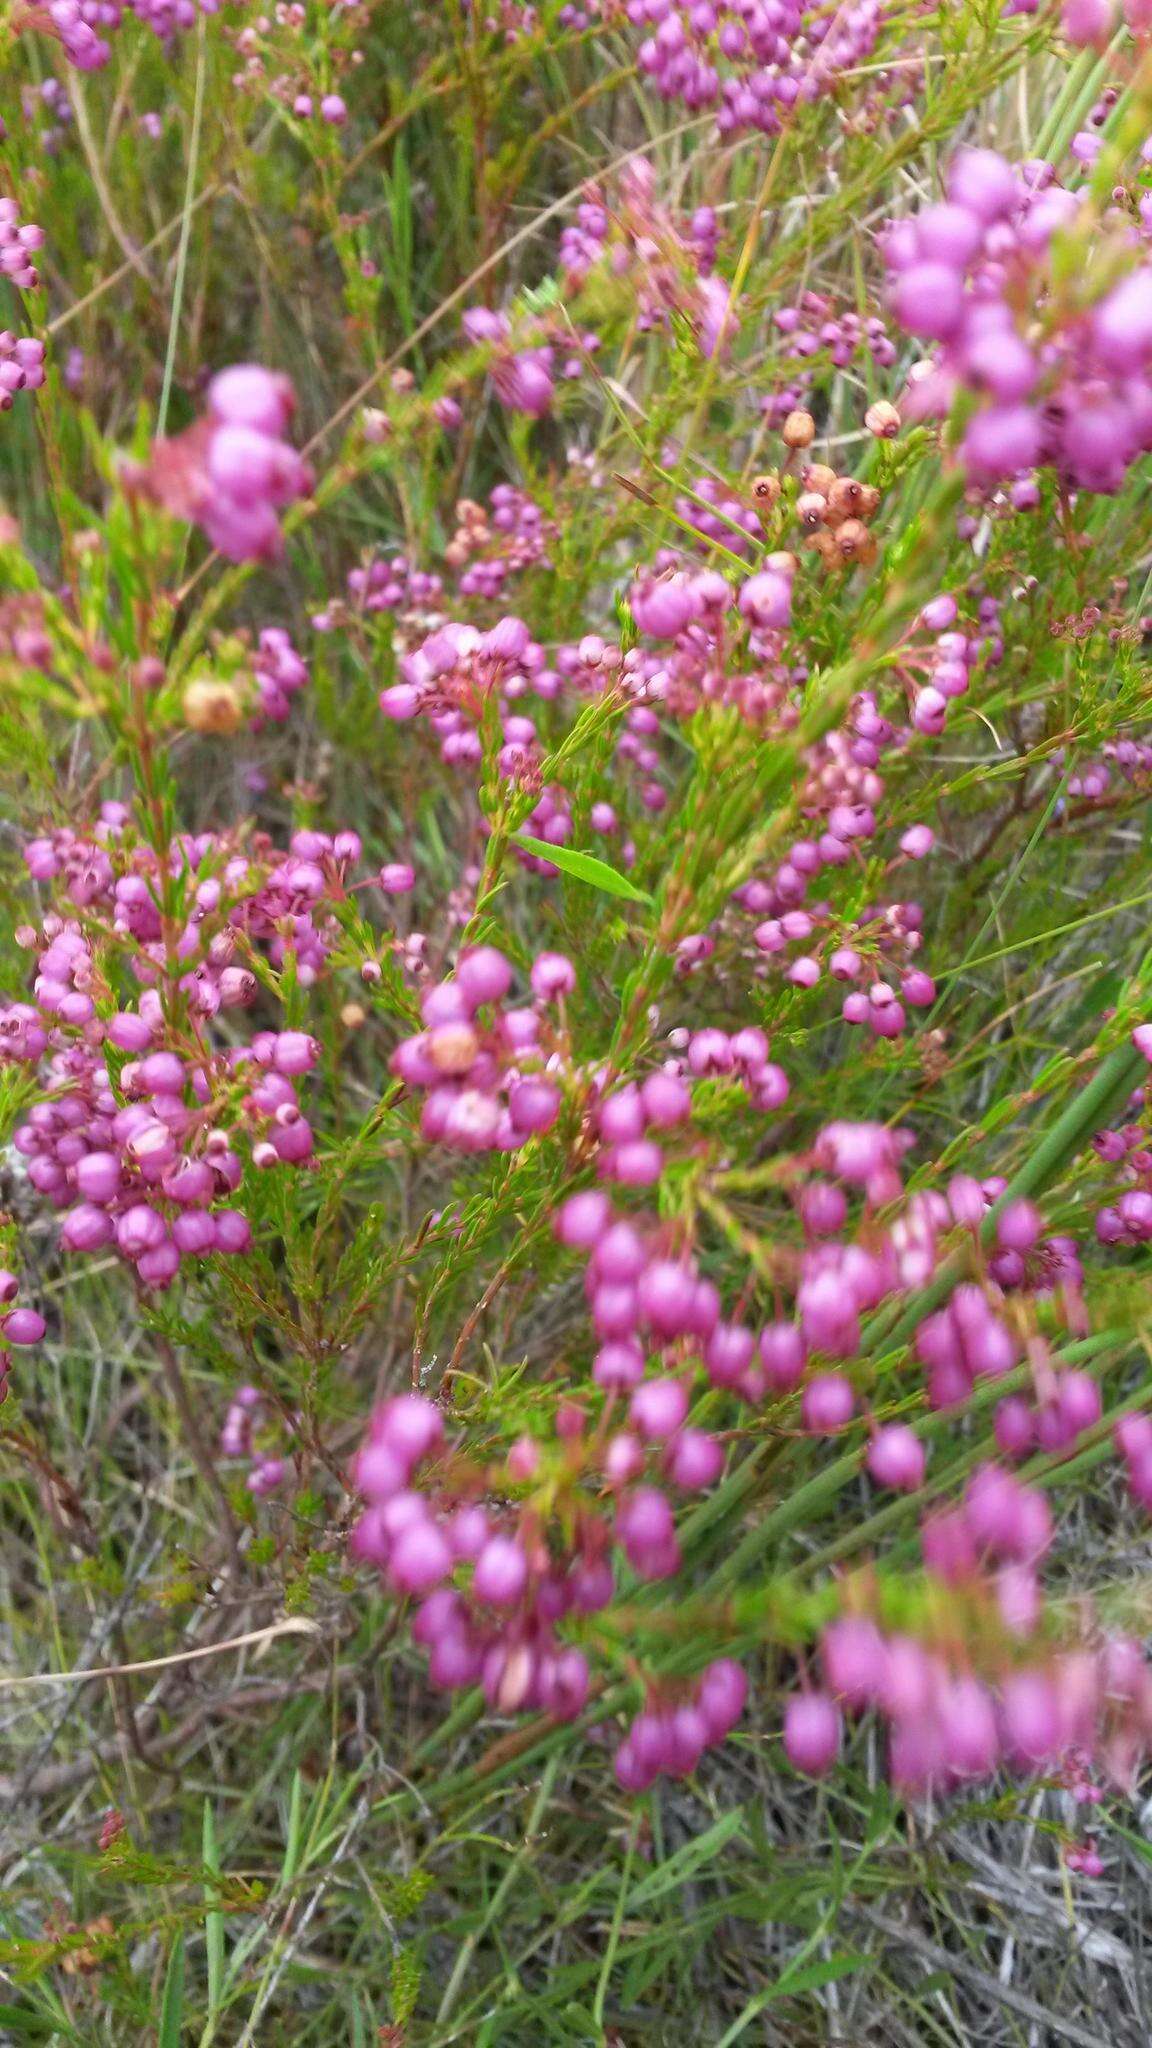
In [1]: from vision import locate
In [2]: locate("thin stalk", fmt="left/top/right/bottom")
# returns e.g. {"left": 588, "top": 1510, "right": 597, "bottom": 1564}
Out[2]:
{"left": 158, "top": 15, "right": 207, "bottom": 438}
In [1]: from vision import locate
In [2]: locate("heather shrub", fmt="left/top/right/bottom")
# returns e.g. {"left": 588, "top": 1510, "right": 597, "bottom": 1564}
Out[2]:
{"left": 3, "top": 0, "right": 1152, "bottom": 2037}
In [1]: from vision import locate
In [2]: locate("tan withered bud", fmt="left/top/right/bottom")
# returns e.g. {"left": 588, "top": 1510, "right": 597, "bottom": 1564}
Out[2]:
{"left": 803, "top": 529, "right": 838, "bottom": 564}
{"left": 834, "top": 518, "right": 877, "bottom": 565}
{"left": 444, "top": 539, "right": 471, "bottom": 569}
{"left": 766, "top": 549, "right": 798, "bottom": 575}
{"left": 855, "top": 483, "right": 882, "bottom": 520}
{"left": 498, "top": 1643, "right": 536, "bottom": 1713}
{"left": 183, "top": 678, "right": 244, "bottom": 735}
{"left": 864, "top": 398, "right": 901, "bottom": 438}
{"left": 340, "top": 1002, "right": 367, "bottom": 1029}
{"left": 802, "top": 461, "right": 837, "bottom": 495}
{"left": 750, "top": 472, "right": 781, "bottom": 506}
{"left": 427, "top": 1022, "right": 480, "bottom": 1075}
{"left": 782, "top": 408, "right": 815, "bottom": 449}
{"left": 796, "top": 490, "right": 828, "bottom": 530}
{"left": 62, "top": 1918, "right": 115, "bottom": 1978}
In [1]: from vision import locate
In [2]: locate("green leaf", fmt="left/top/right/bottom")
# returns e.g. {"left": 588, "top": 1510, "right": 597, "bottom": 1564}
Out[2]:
{"left": 627, "top": 1812, "right": 746, "bottom": 1907}
{"left": 0, "top": 2005, "right": 59, "bottom": 2039}
{"left": 520, "top": 275, "right": 561, "bottom": 314}
{"left": 202, "top": 1801, "right": 224, "bottom": 2033}
{"left": 915, "top": 1970, "right": 956, "bottom": 1996}
{"left": 772, "top": 1951, "right": 868, "bottom": 1999}
{"left": 282, "top": 1770, "right": 305, "bottom": 1885}
{"left": 390, "top": 1945, "right": 422, "bottom": 2026}
{"left": 715, "top": 1953, "right": 868, "bottom": 2042}
{"left": 159, "top": 1935, "right": 185, "bottom": 2048}
{"left": 511, "top": 834, "right": 652, "bottom": 905}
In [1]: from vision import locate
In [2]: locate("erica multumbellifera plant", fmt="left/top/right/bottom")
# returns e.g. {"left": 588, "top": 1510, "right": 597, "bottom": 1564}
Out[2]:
{"left": 6, "top": 0, "right": 1152, "bottom": 2029}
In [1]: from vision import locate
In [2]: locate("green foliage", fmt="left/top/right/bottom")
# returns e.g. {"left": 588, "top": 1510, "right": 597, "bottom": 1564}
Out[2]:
{"left": 510, "top": 833, "right": 653, "bottom": 903}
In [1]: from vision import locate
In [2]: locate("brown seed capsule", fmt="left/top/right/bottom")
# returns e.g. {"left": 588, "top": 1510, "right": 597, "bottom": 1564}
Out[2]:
{"left": 782, "top": 408, "right": 815, "bottom": 449}
{"left": 802, "top": 462, "right": 837, "bottom": 496}
{"left": 864, "top": 398, "right": 901, "bottom": 439}
{"left": 855, "top": 484, "right": 882, "bottom": 520}
{"left": 827, "top": 476, "right": 867, "bottom": 519}
{"left": 803, "top": 529, "right": 838, "bottom": 565}
{"left": 834, "top": 518, "right": 877, "bottom": 566}
{"left": 182, "top": 678, "right": 244, "bottom": 735}
{"left": 796, "top": 490, "right": 829, "bottom": 530}
{"left": 750, "top": 472, "right": 781, "bottom": 507}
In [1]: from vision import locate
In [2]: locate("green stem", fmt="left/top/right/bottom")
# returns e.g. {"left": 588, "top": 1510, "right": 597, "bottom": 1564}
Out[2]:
{"left": 157, "top": 15, "right": 207, "bottom": 438}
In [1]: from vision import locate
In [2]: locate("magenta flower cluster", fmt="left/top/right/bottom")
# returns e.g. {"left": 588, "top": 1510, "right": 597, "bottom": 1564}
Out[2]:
{"left": 0, "top": 331, "right": 46, "bottom": 414}
{"left": 795, "top": 1612, "right": 1152, "bottom": 1793}
{"left": 220, "top": 1383, "right": 288, "bottom": 1495}
{"left": 352, "top": 1393, "right": 599, "bottom": 1721}
{"left": 0, "top": 1269, "right": 47, "bottom": 1405}
{"left": 19, "top": 0, "right": 219, "bottom": 69}
{"left": 614, "top": 1661, "right": 748, "bottom": 1789}
{"left": 560, "top": 159, "right": 732, "bottom": 357}
{"left": 346, "top": 1095, "right": 1152, "bottom": 1794}
{"left": 462, "top": 308, "right": 556, "bottom": 419}
{"left": 0, "top": 197, "right": 44, "bottom": 290}
{"left": 251, "top": 626, "right": 309, "bottom": 728}
{"left": 341, "top": 553, "right": 445, "bottom": 620}
{"left": 0, "top": 811, "right": 371, "bottom": 1296}
{"left": 128, "top": 365, "right": 312, "bottom": 563}
{"left": 888, "top": 146, "right": 1152, "bottom": 493}
{"left": 389, "top": 945, "right": 566, "bottom": 1155}
{"left": 628, "top": 0, "right": 883, "bottom": 137}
